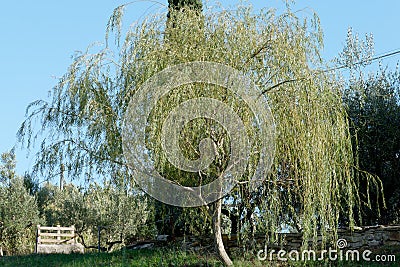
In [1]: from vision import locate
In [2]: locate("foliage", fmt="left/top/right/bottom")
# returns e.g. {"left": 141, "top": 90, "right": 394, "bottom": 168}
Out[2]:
{"left": 0, "top": 150, "right": 16, "bottom": 185}
{"left": 84, "top": 181, "right": 156, "bottom": 250}
{"left": 41, "top": 184, "right": 89, "bottom": 234}
{"left": 348, "top": 69, "right": 400, "bottom": 225}
{"left": 339, "top": 29, "right": 400, "bottom": 224}
{"left": 0, "top": 151, "right": 41, "bottom": 255}
{"left": 39, "top": 181, "right": 155, "bottom": 251}
{"left": 168, "top": 0, "right": 202, "bottom": 12}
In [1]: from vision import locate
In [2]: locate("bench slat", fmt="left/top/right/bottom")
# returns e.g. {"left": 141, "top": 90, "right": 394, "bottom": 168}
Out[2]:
{"left": 39, "top": 226, "right": 75, "bottom": 231}
{"left": 39, "top": 233, "right": 75, "bottom": 237}
{"left": 39, "top": 239, "right": 74, "bottom": 244}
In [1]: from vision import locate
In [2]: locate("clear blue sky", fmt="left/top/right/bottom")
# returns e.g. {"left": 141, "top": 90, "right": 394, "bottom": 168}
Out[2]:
{"left": 1, "top": 1, "right": 399, "bottom": 178}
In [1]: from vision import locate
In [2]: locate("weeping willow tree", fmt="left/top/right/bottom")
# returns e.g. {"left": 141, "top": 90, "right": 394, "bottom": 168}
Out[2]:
{"left": 18, "top": 1, "right": 376, "bottom": 265}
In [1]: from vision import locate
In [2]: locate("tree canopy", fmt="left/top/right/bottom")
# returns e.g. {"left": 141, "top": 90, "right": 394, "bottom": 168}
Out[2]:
{"left": 16, "top": 2, "right": 383, "bottom": 265}
{"left": 339, "top": 28, "right": 400, "bottom": 225}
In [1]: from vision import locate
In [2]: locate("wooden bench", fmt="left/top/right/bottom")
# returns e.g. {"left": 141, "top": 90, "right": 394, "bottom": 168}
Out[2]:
{"left": 35, "top": 225, "right": 84, "bottom": 254}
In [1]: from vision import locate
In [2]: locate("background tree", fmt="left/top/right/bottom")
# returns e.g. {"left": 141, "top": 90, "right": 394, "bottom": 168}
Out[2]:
{"left": 84, "top": 181, "right": 156, "bottom": 251}
{"left": 0, "top": 150, "right": 41, "bottom": 255}
{"left": 38, "top": 181, "right": 155, "bottom": 252}
{"left": 338, "top": 29, "right": 400, "bottom": 225}
{"left": 352, "top": 70, "right": 400, "bottom": 225}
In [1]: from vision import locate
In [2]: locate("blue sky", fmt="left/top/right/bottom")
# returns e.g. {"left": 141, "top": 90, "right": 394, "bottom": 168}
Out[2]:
{"left": 1, "top": 0, "right": 400, "bottom": 177}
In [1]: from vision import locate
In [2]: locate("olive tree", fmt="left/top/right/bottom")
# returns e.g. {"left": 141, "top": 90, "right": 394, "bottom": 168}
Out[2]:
{"left": 338, "top": 28, "right": 399, "bottom": 225}
{"left": 0, "top": 150, "right": 41, "bottom": 255}
{"left": 39, "top": 181, "right": 154, "bottom": 251}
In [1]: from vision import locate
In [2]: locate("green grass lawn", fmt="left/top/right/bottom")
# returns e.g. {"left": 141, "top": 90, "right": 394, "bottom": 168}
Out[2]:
{"left": 0, "top": 248, "right": 222, "bottom": 267}
{"left": 0, "top": 247, "right": 398, "bottom": 267}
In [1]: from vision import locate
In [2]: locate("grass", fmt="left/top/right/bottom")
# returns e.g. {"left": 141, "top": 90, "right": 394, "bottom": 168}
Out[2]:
{"left": 0, "top": 248, "right": 222, "bottom": 267}
{"left": 0, "top": 247, "right": 398, "bottom": 267}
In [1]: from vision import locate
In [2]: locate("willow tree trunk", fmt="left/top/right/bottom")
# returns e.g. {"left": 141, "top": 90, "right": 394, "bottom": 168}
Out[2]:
{"left": 165, "top": 0, "right": 233, "bottom": 265}
{"left": 167, "top": 0, "right": 233, "bottom": 266}
{"left": 212, "top": 198, "right": 233, "bottom": 266}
